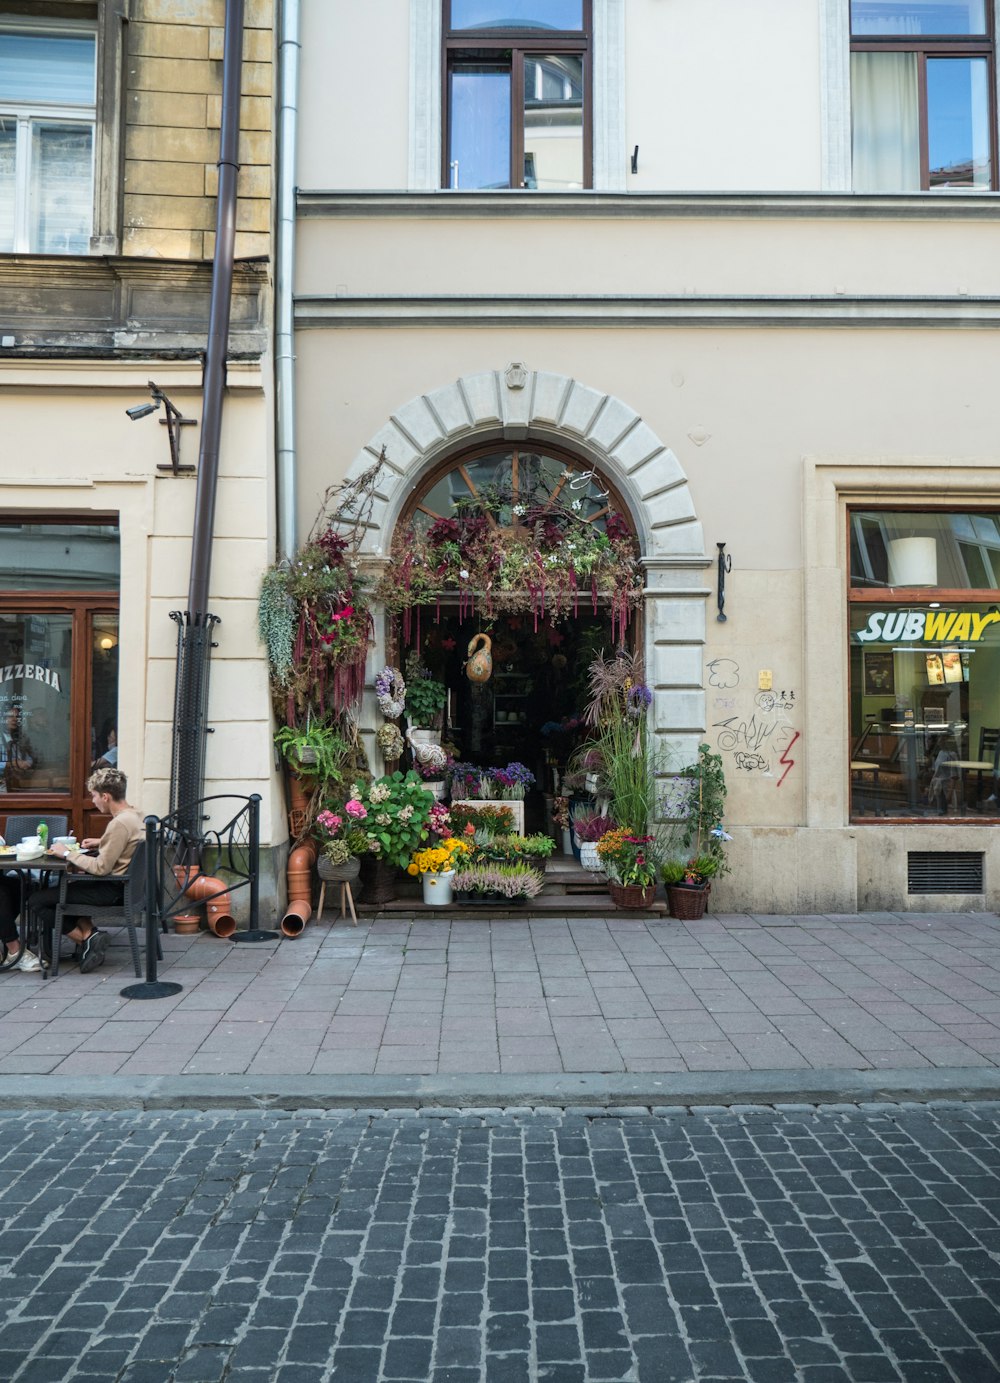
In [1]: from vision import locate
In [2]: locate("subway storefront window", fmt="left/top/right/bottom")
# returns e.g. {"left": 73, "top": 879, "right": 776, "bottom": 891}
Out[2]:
{"left": 849, "top": 510, "right": 1000, "bottom": 820}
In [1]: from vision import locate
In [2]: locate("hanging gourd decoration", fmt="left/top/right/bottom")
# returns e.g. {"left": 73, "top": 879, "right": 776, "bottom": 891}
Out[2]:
{"left": 465, "top": 633, "right": 493, "bottom": 684}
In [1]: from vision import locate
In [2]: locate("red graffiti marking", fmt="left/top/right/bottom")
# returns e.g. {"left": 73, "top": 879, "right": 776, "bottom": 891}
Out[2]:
{"left": 777, "top": 730, "right": 800, "bottom": 788}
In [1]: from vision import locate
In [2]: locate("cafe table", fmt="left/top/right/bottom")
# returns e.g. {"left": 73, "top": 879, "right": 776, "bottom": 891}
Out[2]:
{"left": 0, "top": 850, "right": 74, "bottom": 975}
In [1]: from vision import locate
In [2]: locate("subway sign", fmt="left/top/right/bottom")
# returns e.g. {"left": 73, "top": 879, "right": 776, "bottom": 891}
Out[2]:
{"left": 856, "top": 609, "right": 1000, "bottom": 644}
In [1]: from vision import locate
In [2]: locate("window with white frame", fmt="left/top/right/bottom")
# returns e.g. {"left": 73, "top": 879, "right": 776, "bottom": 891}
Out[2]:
{"left": 0, "top": 22, "right": 96, "bottom": 253}
{"left": 850, "top": 0, "right": 996, "bottom": 190}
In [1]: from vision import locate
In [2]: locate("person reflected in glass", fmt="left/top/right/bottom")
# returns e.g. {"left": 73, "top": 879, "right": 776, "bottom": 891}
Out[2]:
{"left": 0, "top": 706, "right": 35, "bottom": 791}
{"left": 19, "top": 767, "right": 142, "bottom": 974}
{"left": 93, "top": 720, "right": 118, "bottom": 769}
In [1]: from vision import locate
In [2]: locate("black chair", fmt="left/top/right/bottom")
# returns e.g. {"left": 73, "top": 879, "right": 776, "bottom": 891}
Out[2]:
{"left": 49, "top": 842, "right": 157, "bottom": 979}
{"left": 2, "top": 813, "right": 70, "bottom": 934}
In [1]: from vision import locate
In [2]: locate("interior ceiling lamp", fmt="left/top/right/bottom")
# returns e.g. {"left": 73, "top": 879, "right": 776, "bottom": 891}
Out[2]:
{"left": 125, "top": 380, "right": 197, "bottom": 475}
{"left": 887, "top": 536, "right": 937, "bottom": 587}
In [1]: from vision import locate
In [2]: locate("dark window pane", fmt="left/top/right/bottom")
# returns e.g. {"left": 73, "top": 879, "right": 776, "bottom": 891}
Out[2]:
{"left": 851, "top": 1, "right": 986, "bottom": 34}
{"left": 451, "top": 1, "right": 583, "bottom": 31}
{"left": 0, "top": 523, "right": 120, "bottom": 591}
{"left": 91, "top": 614, "right": 119, "bottom": 771}
{"left": 0, "top": 613, "right": 72, "bottom": 793}
{"left": 0, "top": 116, "right": 14, "bottom": 251}
{"left": 448, "top": 61, "right": 511, "bottom": 188}
{"left": 927, "top": 57, "right": 991, "bottom": 187}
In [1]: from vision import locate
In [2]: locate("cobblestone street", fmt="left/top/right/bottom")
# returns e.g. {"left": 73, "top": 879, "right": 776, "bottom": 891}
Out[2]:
{"left": 2, "top": 1102, "right": 999, "bottom": 1383}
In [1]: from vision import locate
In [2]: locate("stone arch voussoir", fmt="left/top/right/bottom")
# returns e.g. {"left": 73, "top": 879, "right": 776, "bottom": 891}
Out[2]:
{"left": 344, "top": 369, "right": 705, "bottom": 561}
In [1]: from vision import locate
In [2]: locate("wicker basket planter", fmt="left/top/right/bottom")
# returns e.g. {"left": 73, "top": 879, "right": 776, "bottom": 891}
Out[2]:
{"left": 358, "top": 854, "right": 398, "bottom": 906}
{"left": 316, "top": 854, "right": 361, "bottom": 884}
{"left": 608, "top": 882, "right": 657, "bottom": 910}
{"left": 667, "top": 883, "right": 709, "bottom": 920}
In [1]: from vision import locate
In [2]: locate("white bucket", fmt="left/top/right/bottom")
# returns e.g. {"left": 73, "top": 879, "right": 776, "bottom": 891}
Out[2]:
{"left": 422, "top": 870, "right": 454, "bottom": 906}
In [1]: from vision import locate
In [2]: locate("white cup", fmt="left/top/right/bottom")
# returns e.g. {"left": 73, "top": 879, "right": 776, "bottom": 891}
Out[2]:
{"left": 20, "top": 836, "right": 41, "bottom": 849}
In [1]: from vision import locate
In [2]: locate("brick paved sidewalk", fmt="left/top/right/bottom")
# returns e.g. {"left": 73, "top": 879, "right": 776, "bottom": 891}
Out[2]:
{"left": 1, "top": 911, "right": 999, "bottom": 1083}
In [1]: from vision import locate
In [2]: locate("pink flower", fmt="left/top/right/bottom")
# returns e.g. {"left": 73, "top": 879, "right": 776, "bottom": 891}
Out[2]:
{"left": 345, "top": 800, "right": 367, "bottom": 820}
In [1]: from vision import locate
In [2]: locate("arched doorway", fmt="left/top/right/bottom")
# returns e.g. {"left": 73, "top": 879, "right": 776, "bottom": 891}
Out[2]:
{"left": 343, "top": 367, "right": 710, "bottom": 787}
{"left": 383, "top": 440, "right": 643, "bottom": 819}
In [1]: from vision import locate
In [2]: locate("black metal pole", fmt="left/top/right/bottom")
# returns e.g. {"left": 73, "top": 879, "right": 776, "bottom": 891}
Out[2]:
{"left": 232, "top": 792, "right": 279, "bottom": 943}
{"left": 121, "top": 815, "right": 183, "bottom": 1000}
{"left": 171, "top": 0, "right": 245, "bottom": 822}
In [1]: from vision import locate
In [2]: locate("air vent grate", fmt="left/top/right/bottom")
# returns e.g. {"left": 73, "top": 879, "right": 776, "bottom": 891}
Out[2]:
{"left": 907, "top": 851, "right": 983, "bottom": 895}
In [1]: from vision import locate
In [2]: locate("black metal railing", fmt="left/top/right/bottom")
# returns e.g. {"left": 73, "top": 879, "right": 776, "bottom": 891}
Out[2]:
{"left": 123, "top": 793, "right": 264, "bottom": 1001}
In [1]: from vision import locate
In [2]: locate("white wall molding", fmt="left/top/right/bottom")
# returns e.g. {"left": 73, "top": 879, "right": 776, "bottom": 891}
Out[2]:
{"left": 593, "top": 0, "right": 626, "bottom": 191}
{"left": 819, "top": 0, "right": 852, "bottom": 191}
{"left": 408, "top": 0, "right": 441, "bottom": 190}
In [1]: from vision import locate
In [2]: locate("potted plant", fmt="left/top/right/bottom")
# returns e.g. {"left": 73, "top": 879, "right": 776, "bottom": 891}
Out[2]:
{"left": 552, "top": 795, "right": 572, "bottom": 856}
{"left": 573, "top": 812, "right": 617, "bottom": 872}
{"left": 596, "top": 829, "right": 660, "bottom": 909}
{"left": 274, "top": 720, "right": 349, "bottom": 784}
{"left": 468, "top": 832, "right": 555, "bottom": 876}
{"left": 451, "top": 859, "right": 544, "bottom": 906}
{"left": 407, "top": 836, "right": 470, "bottom": 906}
{"left": 448, "top": 802, "right": 516, "bottom": 836}
{"left": 660, "top": 743, "right": 731, "bottom": 920}
{"left": 450, "top": 762, "right": 533, "bottom": 835}
{"left": 315, "top": 808, "right": 367, "bottom": 884}
{"left": 345, "top": 770, "right": 435, "bottom": 905}
{"left": 404, "top": 650, "right": 446, "bottom": 734}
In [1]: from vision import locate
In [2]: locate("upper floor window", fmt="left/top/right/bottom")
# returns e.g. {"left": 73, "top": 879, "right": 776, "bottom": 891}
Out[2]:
{"left": 0, "top": 23, "right": 96, "bottom": 253}
{"left": 850, "top": 1, "right": 996, "bottom": 190}
{"left": 444, "top": 1, "right": 590, "bottom": 190}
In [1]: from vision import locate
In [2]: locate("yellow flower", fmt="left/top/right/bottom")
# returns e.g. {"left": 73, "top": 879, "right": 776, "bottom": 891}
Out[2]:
{"left": 406, "top": 863, "right": 418, "bottom": 876}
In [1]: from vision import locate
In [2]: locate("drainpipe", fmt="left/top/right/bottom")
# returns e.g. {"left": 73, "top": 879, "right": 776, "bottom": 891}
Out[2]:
{"left": 275, "top": 0, "right": 300, "bottom": 559}
{"left": 170, "top": 0, "right": 245, "bottom": 829}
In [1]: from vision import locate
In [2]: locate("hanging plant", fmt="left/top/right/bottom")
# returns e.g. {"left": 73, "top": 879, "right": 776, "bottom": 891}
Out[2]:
{"left": 259, "top": 467, "right": 381, "bottom": 727}
{"left": 375, "top": 491, "right": 643, "bottom": 640}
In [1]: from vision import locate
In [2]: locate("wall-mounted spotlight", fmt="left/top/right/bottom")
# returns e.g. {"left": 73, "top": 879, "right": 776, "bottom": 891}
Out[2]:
{"left": 125, "top": 380, "right": 197, "bottom": 474}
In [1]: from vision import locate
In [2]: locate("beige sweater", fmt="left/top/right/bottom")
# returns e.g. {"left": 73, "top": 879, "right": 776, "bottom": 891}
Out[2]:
{"left": 71, "top": 808, "right": 144, "bottom": 878}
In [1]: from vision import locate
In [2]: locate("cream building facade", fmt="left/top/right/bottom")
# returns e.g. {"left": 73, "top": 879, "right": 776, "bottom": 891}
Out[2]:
{"left": 289, "top": 0, "right": 1000, "bottom": 913}
{"left": 0, "top": 1, "right": 284, "bottom": 900}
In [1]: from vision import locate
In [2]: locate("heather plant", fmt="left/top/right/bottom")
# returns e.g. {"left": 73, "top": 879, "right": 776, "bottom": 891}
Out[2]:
{"left": 452, "top": 862, "right": 544, "bottom": 900}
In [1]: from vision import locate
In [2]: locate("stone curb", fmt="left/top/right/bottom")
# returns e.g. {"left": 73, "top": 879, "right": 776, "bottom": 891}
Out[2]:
{"left": 1, "top": 1067, "right": 999, "bottom": 1112}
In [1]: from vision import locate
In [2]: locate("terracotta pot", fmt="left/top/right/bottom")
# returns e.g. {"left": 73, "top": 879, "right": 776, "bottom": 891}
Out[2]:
{"left": 171, "top": 865, "right": 203, "bottom": 934}
{"left": 608, "top": 882, "right": 657, "bottom": 910}
{"left": 666, "top": 883, "right": 709, "bottom": 920}
{"left": 286, "top": 772, "right": 314, "bottom": 816}
{"left": 184, "top": 874, "right": 237, "bottom": 939}
{"left": 282, "top": 840, "right": 316, "bottom": 936}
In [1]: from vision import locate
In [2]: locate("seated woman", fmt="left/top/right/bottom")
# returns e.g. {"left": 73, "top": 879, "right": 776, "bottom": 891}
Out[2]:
{"left": 21, "top": 767, "right": 143, "bottom": 974}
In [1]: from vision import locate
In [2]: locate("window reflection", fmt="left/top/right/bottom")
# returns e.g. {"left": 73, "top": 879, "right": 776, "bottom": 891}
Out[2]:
{"left": 449, "top": 59, "right": 510, "bottom": 188}
{"left": 91, "top": 615, "right": 118, "bottom": 770}
{"left": 451, "top": 0, "right": 583, "bottom": 30}
{"left": 927, "top": 57, "right": 991, "bottom": 187}
{"left": 0, "top": 613, "right": 72, "bottom": 794}
{"left": 523, "top": 54, "right": 583, "bottom": 189}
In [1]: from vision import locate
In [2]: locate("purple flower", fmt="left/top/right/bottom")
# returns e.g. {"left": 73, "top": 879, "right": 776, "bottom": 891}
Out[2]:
{"left": 626, "top": 684, "right": 653, "bottom": 717}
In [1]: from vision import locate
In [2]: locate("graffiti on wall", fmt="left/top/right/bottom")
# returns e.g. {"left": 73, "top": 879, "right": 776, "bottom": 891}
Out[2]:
{"left": 709, "top": 659, "right": 800, "bottom": 786}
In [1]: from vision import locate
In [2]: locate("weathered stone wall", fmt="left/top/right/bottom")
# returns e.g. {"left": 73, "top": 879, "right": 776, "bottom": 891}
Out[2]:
{"left": 123, "top": 0, "right": 273, "bottom": 260}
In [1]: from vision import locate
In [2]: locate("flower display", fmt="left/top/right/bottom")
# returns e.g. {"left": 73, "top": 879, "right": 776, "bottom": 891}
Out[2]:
{"left": 376, "top": 722, "right": 405, "bottom": 760}
{"left": 484, "top": 762, "right": 536, "bottom": 800}
{"left": 346, "top": 771, "right": 434, "bottom": 868}
{"left": 315, "top": 807, "right": 367, "bottom": 864}
{"left": 448, "top": 803, "right": 516, "bottom": 836}
{"left": 552, "top": 796, "right": 571, "bottom": 831}
{"left": 427, "top": 801, "right": 452, "bottom": 838}
{"left": 375, "top": 493, "right": 643, "bottom": 642}
{"left": 595, "top": 830, "right": 659, "bottom": 887}
{"left": 259, "top": 525, "right": 372, "bottom": 724}
{"left": 375, "top": 665, "right": 406, "bottom": 720}
{"left": 451, "top": 862, "right": 544, "bottom": 900}
{"left": 407, "top": 837, "right": 469, "bottom": 876}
